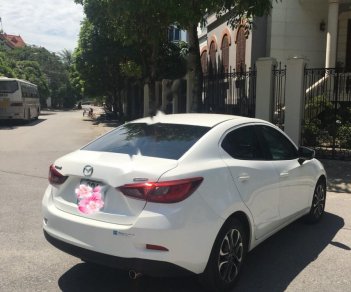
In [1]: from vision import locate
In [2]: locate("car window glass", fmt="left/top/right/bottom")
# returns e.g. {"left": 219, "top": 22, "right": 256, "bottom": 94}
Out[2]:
{"left": 221, "top": 126, "right": 264, "bottom": 160}
{"left": 82, "top": 123, "right": 210, "bottom": 160}
{"left": 259, "top": 126, "right": 298, "bottom": 160}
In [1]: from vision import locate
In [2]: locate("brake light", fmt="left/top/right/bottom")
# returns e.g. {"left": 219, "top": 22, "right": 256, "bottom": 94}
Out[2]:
{"left": 118, "top": 177, "right": 203, "bottom": 203}
{"left": 48, "top": 164, "right": 68, "bottom": 185}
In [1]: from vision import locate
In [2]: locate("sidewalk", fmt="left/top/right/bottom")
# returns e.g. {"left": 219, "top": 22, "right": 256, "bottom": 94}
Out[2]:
{"left": 320, "top": 159, "right": 351, "bottom": 193}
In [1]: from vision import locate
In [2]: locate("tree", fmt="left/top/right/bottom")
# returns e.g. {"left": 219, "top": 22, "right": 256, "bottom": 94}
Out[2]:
{"left": 75, "top": 0, "right": 276, "bottom": 113}
{"left": 74, "top": 18, "right": 139, "bottom": 111}
{"left": 58, "top": 49, "right": 74, "bottom": 69}
{"left": 13, "top": 60, "right": 50, "bottom": 105}
{"left": 75, "top": 0, "right": 187, "bottom": 115}
{"left": 4, "top": 46, "right": 75, "bottom": 107}
{"left": 0, "top": 50, "right": 15, "bottom": 77}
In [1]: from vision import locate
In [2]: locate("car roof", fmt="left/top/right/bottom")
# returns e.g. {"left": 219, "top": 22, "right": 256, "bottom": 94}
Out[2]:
{"left": 130, "top": 113, "right": 266, "bottom": 128}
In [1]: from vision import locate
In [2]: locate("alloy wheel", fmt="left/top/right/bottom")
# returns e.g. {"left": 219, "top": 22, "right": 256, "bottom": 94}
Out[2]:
{"left": 312, "top": 183, "right": 325, "bottom": 219}
{"left": 218, "top": 228, "right": 243, "bottom": 283}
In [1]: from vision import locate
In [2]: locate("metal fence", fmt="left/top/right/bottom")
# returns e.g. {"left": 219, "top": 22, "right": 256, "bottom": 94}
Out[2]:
{"left": 202, "top": 65, "right": 256, "bottom": 117}
{"left": 302, "top": 67, "right": 351, "bottom": 160}
{"left": 272, "top": 63, "right": 286, "bottom": 129}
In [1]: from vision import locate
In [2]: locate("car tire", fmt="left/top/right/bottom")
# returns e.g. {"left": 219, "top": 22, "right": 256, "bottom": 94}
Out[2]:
{"left": 200, "top": 217, "right": 247, "bottom": 292}
{"left": 305, "top": 178, "right": 326, "bottom": 223}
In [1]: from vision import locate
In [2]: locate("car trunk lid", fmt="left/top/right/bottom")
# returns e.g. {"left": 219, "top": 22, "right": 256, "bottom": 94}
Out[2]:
{"left": 51, "top": 150, "right": 178, "bottom": 225}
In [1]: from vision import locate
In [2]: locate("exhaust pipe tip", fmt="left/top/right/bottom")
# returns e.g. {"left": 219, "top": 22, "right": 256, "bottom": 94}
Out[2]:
{"left": 129, "top": 270, "right": 143, "bottom": 280}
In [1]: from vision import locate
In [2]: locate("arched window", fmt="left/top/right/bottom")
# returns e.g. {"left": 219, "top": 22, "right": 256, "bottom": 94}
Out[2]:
{"left": 201, "top": 50, "right": 208, "bottom": 74}
{"left": 209, "top": 41, "right": 217, "bottom": 69}
{"left": 236, "top": 27, "right": 246, "bottom": 72}
{"left": 221, "top": 35, "right": 230, "bottom": 72}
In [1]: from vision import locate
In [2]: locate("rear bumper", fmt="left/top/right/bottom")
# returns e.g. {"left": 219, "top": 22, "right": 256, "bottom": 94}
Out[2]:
{"left": 42, "top": 185, "right": 223, "bottom": 275}
{"left": 44, "top": 230, "right": 192, "bottom": 277}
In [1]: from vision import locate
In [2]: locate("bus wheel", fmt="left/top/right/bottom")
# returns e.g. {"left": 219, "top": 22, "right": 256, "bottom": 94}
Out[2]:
{"left": 34, "top": 108, "right": 39, "bottom": 120}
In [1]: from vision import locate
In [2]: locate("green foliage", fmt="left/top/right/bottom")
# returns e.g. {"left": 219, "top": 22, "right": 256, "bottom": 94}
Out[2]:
{"left": 74, "top": 0, "right": 278, "bottom": 112}
{"left": 0, "top": 51, "right": 16, "bottom": 77}
{"left": 0, "top": 46, "right": 76, "bottom": 108}
{"left": 303, "top": 121, "right": 321, "bottom": 147}
{"left": 13, "top": 60, "right": 50, "bottom": 105}
{"left": 304, "top": 96, "right": 351, "bottom": 148}
{"left": 74, "top": 1, "right": 188, "bottom": 113}
{"left": 337, "top": 123, "right": 351, "bottom": 148}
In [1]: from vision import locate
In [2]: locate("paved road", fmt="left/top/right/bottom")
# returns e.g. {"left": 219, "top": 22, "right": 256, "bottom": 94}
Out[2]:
{"left": 0, "top": 110, "right": 350, "bottom": 292}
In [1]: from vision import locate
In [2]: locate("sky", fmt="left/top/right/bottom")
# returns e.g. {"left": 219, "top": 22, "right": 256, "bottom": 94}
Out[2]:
{"left": 0, "top": 0, "right": 85, "bottom": 53}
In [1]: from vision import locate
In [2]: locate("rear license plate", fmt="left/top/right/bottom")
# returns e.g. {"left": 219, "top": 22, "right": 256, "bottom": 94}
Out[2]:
{"left": 77, "top": 179, "right": 106, "bottom": 211}
{"left": 80, "top": 179, "right": 103, "bottom": 189}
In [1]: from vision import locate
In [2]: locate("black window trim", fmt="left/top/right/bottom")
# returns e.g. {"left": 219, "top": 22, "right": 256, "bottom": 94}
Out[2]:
{"left": 255, "top": 124, "right": 298, "bottom": 161}
{"left": 220, "top": 123, "right": 299, "bottom": 162}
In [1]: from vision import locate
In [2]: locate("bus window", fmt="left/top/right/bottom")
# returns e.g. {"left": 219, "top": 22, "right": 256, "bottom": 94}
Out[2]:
{"left": 0, "top": 81, "right": 19, "bottom": 93}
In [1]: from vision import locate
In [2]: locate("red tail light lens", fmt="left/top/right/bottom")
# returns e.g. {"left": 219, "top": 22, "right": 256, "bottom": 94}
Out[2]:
{"left": 48, "top": 164, "right": 68, "bottom": 185}
{"left": 118, "top": 177, "right": 203, "bottom": 203}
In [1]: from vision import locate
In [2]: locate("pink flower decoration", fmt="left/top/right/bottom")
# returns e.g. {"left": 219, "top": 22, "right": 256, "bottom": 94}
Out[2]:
{"left": 92, "top": 185, "right": 101, "bottom": 195}
{"left": 75, "top": 184, "right": 93, "bottom": 199}
{"left": 76, "top": 184, "right": 104, "bottom": 214}
{"left": 78, "top": 192, "right": 104, "bottom": 214}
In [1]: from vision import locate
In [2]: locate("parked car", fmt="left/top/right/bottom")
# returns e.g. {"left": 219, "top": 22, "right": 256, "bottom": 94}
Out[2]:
{"left": 42, "top": 113, "right": 326, "bottom": 291}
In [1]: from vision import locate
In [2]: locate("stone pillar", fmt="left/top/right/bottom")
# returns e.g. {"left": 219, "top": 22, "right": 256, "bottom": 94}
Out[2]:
{"left": 155, "top": 81, "right": 162, "bottom": 110}
{"left": 143, "top": 84, "right": 149, "bottom": 117}
{"left": 284, "top": 57, "right": 306, "bottom": 146}
{"left": 325, "top": 0, "right": 339, "bottom": 68}
{"left": 255, "top": 57, "right": 277, "bottom": 121}
{"left": 161, "top": 79, "right": 169, "bottom": 112}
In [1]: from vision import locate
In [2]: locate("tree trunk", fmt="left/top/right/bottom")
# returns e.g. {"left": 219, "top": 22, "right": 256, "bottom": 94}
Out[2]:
{"left": 187, "top": 23, "right": 203, "bottom": 112}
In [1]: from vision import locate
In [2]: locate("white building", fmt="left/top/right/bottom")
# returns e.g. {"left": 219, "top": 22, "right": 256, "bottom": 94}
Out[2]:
{"left": 199, "top": 0, "right": 349, "bottom": 71}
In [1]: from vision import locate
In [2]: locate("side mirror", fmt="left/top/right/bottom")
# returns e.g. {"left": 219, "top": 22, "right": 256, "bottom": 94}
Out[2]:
{"left": 298, "top": 146, "right": 315, "bottom": 165}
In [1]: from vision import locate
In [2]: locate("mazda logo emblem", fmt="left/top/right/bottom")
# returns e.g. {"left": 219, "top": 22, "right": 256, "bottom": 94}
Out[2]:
{"left": 83, "top": 165, "right": 93, "bottom": 177}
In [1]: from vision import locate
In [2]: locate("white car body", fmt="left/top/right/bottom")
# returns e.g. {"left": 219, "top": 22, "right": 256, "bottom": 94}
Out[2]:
{"left": 42, "top": 113, "right": 326, "bottom": 279}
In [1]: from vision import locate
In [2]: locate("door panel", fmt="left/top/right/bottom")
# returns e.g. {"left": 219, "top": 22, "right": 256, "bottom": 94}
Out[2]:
{"left": 257, "top": 125, "right": 314, "bottom": 221}
{"left": 225, "top": 160, "right": 280, "bottom": 239}
{"left": 220, "top": 125, "right": 280, "bottom": 239}
{"left": 273, "top": 160, "right": 312, "bottom": 219}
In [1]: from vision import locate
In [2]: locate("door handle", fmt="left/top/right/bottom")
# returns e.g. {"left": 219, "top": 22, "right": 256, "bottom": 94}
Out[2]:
{"left": 238, "top": 174, "right": 250, "bottom": 181}
{"left": 280, "top": 171, "right": 289, "bottom": 177}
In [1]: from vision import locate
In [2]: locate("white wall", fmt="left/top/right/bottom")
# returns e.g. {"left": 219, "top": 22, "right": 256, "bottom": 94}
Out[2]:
{"left": 268, "top": 0, "right": 328, "bottom": 67}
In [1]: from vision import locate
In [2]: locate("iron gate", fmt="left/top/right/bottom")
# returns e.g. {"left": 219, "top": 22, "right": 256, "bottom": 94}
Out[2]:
{"left": 202, "top": 66, "right": 256, "bottom": 117}
{"left": 303, "top": 67, "right": 351, "bottom": 160}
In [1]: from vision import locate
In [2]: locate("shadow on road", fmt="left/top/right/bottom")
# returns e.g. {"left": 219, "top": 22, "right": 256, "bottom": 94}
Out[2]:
{"left": 321, "top": 159, "right": 351, "bottom": 193}
{"left": 57, "top": 212, "right": 344, "bottom": 292}
{"left": 82, "top": 116, "right": 124, "bottom": 128}
{"left": 0, "top": 118, "right": 46, "bottom": 129}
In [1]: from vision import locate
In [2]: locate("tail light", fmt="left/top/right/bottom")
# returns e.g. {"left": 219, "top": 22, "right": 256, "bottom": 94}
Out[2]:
{"left": 118, "top": 177, "right": 203, "bottom": 203}
{"left": 48, "top": 164, "right": 68, "bottom": 185}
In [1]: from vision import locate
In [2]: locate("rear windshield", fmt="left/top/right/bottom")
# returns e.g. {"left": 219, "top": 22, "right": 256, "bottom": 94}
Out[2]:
{"left": 0, "top": 80, "right": 19, "bottom": 93}
{"left": 82, "top": 123, "right": 210, "bottom": 160}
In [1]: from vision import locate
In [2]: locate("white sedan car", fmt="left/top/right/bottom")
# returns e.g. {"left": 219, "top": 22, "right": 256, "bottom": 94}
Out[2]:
{"left": 42, "top": 113, "right": 326, "bottom": 291}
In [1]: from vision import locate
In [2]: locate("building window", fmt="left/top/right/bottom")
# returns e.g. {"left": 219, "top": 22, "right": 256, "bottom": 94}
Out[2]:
{"left": 346, "top": 19, "right": 351, "bottom": 71}
{"left": 209, "top": 41, "right": 217, "bottom": 69}
{"left": 168, "top": 27, "right": 181, "bottom": 42}
{"left": 201, "top": 50, "right": 208, "bottom": 74}
{"left": 236, "top": 27, "right": 246, "bottom": 72}
{"left": 221, "top": 35, "right": 230, "bottom": 72}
